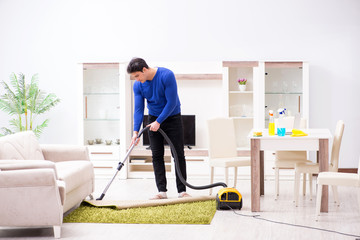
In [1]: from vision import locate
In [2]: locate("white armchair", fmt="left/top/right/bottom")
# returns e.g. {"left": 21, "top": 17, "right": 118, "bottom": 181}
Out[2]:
{"left": 0, "top": 131, "right": 94, "bottom": 238}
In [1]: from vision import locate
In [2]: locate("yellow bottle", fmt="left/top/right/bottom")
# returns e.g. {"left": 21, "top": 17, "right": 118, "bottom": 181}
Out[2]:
{"left": 269, "top": 110, "right": 275, "bottom": 136}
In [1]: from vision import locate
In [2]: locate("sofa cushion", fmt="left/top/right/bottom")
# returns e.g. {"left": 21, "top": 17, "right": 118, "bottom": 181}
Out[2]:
{"left": 0, "top": 131, "right": 44, "bottom": 160}
{"left": 55, "top": 161, "right": 94, "bottom": 194}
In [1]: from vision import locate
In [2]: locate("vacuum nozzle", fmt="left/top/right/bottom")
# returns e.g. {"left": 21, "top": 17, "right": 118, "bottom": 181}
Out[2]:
{"left": 96, "top": 193, "right": 105, "bottom": 201}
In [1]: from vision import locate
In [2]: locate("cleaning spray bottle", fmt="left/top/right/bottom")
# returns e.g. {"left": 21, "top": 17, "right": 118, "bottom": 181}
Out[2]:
{"left": 277, "top": 108, "right": 286, "bottom": 137}
{"left": 268, "top": 110, "right": 275, "bottom": 136}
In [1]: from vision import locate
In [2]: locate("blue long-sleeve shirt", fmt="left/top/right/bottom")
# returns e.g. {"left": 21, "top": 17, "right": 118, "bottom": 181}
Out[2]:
{"left": 133, "top": 67, "right": 181, "bottom": 132}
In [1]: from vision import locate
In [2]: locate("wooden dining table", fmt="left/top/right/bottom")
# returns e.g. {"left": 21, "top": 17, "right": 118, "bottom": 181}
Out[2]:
{"left": 248, "top": 129, "right": 332, "bottom": 212}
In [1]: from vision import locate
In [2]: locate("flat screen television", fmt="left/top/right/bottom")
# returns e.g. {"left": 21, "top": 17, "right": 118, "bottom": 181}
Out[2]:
{"left": 142, "top": 115, "right": 196, "bottom": 147}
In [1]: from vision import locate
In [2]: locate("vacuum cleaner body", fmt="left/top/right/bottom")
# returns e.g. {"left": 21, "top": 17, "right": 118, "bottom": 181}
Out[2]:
{"left": 216, "top": 187, "right": 242, "bottom": 210}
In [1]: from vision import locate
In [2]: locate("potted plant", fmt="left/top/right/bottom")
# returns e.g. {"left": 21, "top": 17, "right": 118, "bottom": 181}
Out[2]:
{"left": 0, "top": 73, "right": 60, "bottom": 137}
{"left": 237, "top": 78, "right": 247, "bottom": 92}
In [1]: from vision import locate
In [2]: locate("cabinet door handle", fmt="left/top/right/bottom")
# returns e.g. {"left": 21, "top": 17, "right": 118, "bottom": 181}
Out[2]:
{"left": 85, "top": 96, "right": 88, "bottom": 119}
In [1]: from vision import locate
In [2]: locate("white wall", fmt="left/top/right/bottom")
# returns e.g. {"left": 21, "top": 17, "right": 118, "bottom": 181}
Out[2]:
{"left": 0, "top": 0, "right": 359, "bottom": 168}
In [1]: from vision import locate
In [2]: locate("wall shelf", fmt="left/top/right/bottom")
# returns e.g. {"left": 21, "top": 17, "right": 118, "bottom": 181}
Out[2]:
{"left": 130, "top": 73, "right": 222, "bottom": 81}
{"left": 175, "top": 74, "right": 222, "bottom": 80}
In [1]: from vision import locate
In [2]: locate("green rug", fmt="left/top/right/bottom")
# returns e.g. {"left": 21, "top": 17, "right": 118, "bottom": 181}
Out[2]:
{"left": 64, "top": 200, "right": 216, "bottom": 224}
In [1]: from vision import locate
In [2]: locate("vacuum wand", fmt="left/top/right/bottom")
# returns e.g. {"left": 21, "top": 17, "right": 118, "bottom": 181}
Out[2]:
{"left": 96, "top": 126, "right": 150, "bottom": 200}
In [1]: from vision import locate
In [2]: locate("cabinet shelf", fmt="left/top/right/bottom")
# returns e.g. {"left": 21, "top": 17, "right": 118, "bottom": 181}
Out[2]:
{"left": 265, "top": 92, "right": 302, "bottom": 95}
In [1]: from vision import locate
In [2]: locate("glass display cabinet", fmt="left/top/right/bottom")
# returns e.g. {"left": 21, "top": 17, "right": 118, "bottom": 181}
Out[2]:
{"left": 263, "top": 62, "right": 309, "bottom": 128}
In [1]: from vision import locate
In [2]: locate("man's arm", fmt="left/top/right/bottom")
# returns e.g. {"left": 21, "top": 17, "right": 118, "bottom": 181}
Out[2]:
{"left": 156, "top": 71, "right": 178, "bottom": 124}
{"left": 133, "top": 82, "right": 145, "bottom": 132}
{"left": 132, "top": 82, "right": 145, "bottom": 145}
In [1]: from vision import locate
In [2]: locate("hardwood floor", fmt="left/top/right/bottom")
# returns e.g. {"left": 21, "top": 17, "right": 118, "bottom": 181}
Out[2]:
{"left": 1, "top": 177, "right": 359, "bottom": 239}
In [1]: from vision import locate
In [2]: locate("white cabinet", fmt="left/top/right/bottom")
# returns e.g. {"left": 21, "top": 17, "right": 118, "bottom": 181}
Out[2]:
{"left": 222, "top": 61, "right": 309, "bottom": 151}
{"left": 82, "top": 63, "right": 120, "bottom": 144}
{"left": 87, "top": 145, "right": 120, "bottom": 178}
{"left": 222, "top": 61, "right": 261, "bottom": 149}
{"left": 79, "top": 63, "right": 131, "bottom": 179}
{"left": 128, "top": 149, "right": 173, "bottom": 179}
{"left": 262, "top": 61, "right": 309, "bottom": 128}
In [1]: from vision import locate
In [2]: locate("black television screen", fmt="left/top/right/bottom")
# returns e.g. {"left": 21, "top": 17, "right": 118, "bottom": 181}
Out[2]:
{"left": 142, "top": 115, "right": 196, "bottom": 147}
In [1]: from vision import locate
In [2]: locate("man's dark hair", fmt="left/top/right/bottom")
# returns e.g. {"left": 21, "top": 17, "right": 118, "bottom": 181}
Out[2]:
{"left": 127, "top": 58, "right": 149, "bottom": 74}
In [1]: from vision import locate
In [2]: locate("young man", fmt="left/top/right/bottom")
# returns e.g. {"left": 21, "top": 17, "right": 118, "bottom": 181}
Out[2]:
{"left": 127, "top": 58, "right": 190, "bottom": 199}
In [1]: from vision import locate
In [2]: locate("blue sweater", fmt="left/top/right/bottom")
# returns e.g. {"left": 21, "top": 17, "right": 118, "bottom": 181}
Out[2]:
{"left": 133, "top": 67, "right": 181, "bottom": 132}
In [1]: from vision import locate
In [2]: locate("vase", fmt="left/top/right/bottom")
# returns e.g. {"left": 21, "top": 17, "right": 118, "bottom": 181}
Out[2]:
{"left": 238, "top": 85, "right": 246, "bottom": 92}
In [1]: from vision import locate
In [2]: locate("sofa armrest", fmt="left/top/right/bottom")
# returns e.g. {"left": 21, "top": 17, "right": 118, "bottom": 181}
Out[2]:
{"left": 0, "top": 168, "right": 58, "bottom": 187}
{"left": 0, "top": 169, "right": 64, "bottom": 226}
{"left": 57, "top": 180, "right": 66, "bottom": 206}
{"left": 40, "top": 144, "right": 90, "bottom": 162}
{"left": 0, "top": 167, "right": 65, "bottom": 209}
{"left": 0, "top": 160, "right": 58, "bottom": 179}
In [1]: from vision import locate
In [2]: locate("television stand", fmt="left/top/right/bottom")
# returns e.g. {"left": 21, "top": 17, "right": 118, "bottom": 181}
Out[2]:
{"left": 187, "top": 146, "right": 192, "bottom": 150}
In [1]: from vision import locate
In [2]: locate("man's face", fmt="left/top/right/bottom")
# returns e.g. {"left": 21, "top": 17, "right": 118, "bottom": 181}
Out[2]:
{"left": 131, "top": 67, "right": 147, "bottom": 83}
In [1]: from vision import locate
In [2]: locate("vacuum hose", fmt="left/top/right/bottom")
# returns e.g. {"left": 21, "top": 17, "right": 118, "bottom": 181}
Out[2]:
{"left": 96, "top": 125, "right": 227, "bottom": 201}
{"left": 154, "top": 127, "right": 228, "bottom": 190}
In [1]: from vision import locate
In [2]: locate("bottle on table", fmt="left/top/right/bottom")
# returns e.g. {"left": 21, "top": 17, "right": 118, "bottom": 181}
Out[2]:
{"left": 268, "top": 110, "right": 275, "bottom": 136}
{"left": 277, "top": 108, "right": 286, "bottom": 137}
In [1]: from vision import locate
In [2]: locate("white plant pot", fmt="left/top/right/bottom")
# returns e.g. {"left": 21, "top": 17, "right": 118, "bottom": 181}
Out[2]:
{"left": 238, "top": 85, "right": 246, "bottom": 92}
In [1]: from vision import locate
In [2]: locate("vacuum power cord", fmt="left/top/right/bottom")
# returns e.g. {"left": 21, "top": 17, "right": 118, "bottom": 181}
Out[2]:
{"left": 225, "top": 203, "right": 360, "bottom": 238}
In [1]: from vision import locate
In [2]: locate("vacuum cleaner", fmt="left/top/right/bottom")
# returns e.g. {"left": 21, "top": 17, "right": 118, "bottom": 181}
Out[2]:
{"left": 96, "top": 126, "right": 242, "bottom": 210}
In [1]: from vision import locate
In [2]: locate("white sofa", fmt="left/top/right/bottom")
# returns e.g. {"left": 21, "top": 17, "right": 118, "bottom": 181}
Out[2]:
{"left": 0, "top": 131, "right": 95, "bottom": 238}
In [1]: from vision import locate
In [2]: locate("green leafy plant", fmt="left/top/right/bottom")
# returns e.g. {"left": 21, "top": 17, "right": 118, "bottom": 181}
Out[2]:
{"left": 0, "top": 73, "right": 60, "bottom": 137}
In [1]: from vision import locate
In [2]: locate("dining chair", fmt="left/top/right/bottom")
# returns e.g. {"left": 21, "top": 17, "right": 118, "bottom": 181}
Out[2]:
{"left": 315, "top": 156, "right": 360, "bottom": 220}
{"left": 274, "top": 118, "right": 309, "bottom": 200}
{"left": 294, "top": 120, "right": 345, "bottom": 206}
{"left": 207, "top": 118, "right": 251, "bottom": 195}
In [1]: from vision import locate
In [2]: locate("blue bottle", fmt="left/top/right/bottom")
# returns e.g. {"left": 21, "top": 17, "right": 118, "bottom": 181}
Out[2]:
{"left": 277, "top": 109, "right": 286, "bottom": 137}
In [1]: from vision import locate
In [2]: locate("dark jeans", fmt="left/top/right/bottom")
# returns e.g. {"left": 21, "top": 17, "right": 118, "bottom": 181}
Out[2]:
{"left": 148, "top": 113, "right": 187, "bottom": 193}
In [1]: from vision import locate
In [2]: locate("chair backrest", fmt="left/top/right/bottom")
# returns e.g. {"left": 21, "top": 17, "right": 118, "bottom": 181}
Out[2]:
{"left": 275, "top": 118, "right": 307, "bottom": 161}
{"left": 299, "top": 118, "right": 307, "bottom": 128}
{"left": 275, "top": 116, "right": 294, "bottom": 132}
{"left": 329, "top": 120, "right": 345, "bottom": 172}
{"left": 275, "top": 151, "right": 307, "bottom": 161}
{"left": 207, "top": 118, "right": 237, "bottom": 159}
{"left": 274, "top": 117, "right": 307, "bottom": 131}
